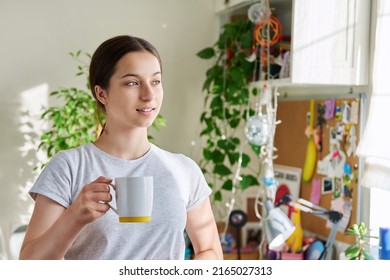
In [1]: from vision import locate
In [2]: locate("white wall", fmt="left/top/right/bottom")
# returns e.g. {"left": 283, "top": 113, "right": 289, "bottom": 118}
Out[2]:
{"left": 0, "top": 0, "right": 217, "bottom": 257}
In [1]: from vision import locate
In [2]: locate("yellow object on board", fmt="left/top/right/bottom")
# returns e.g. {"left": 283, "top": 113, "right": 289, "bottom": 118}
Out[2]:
{"left": 302, "top": 100, "right": 317, "bottom": 182}
{"left": 303, "top": 137, "right": 317, "bottom": 182}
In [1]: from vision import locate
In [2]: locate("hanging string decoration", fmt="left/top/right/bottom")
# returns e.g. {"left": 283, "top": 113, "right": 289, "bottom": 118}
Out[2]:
{"left": 245, "top": 1, "right": 283, "bottom": 221}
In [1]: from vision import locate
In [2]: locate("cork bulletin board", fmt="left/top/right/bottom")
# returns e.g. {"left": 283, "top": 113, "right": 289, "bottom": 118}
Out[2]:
{"left": 273, "top": 96, "right": 363, "bottom": 244}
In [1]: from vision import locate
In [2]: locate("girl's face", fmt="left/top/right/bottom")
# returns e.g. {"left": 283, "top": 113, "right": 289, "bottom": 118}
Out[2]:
{"left": 100, "top": 51, "right": 163, "bottom": 130}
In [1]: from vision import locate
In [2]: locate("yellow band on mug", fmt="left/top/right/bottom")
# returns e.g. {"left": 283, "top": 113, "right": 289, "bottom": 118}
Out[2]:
{"left": 119, "top": 216, "right": 151, "bottom": 223}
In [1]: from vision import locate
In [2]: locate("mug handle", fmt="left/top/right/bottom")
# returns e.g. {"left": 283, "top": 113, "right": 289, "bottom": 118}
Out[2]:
{"left": 107, "top": 183, "right": 118, "bottom": 214}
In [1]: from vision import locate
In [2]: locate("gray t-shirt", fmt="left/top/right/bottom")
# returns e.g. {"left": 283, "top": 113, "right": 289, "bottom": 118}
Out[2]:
{"left": 29, "top": 143, "right": 211, "bottom": 260}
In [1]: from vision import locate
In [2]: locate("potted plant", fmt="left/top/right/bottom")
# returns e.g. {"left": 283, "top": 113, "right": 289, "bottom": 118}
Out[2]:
{"left": 344, "top": 222, "right": 378, "bottom": 260}
{"left": 37, "top": 50, "right": 165, "bottom": 170}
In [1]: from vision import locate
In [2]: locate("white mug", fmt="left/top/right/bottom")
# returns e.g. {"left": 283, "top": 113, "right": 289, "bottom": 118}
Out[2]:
{"left": 109, "top": 176, "right": 153, "bottom": 223}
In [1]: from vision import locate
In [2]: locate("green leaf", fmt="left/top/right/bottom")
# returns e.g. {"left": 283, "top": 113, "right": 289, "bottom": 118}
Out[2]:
{"left": 241, "top": 153, "right": 251, "bottom": 167}
{"left": 203, "top": 148, "right": 213, "bottom": 161}
{"left": 196, "top": 47, "right": 215, "bottom": 59}
{"left": 210, "top": 96, "right": 223, "bottom": 109}
{"left": 213, "top": 164, "right": 232, "bottom": 176}
{"left": 345, "top": 246, "right": 360, "bottom": 260}
{"left": 240, "top": 88, "right": 250, "bottom": 103}
{"left": 200, "top": 127, "right": 212, "bottom": 137}
{"left": 229, "top": 68, "right": 244, "bottom": 87}
{"left": 227, "top": 152, "right": 240, "bottom": 165}
{"left": 49, "top": 90, "right": 59, "bottom": 96}
{"left": 240, "top": 25, "right": 254, "bottom": 48}
{"left": 229, "top": 118, "right": 240, "bottom": 128}
{"left": 240, "top": 175, "right": 259, "bottom": 190}
{"left": 250, "top": 143, "right": 261, "bottom": 155}
{"left": 221, "top": 180, "right": 233, "bottom": 191}
{"left": 214, "top": 190, "right": 222, "bottom": 201}
{"left": 211, "top": 149, "right": 225, "bottom": 164}
{"left": 217, "top": 139, "right": 236, "bottom": 151}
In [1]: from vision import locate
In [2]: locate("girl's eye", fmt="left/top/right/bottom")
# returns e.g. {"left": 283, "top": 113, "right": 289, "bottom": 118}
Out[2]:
{"left": 152, "top": 80, "right": 161, "bottom": 85}
{"left": 126, "top": 81, "right": 138, "bottom": 86}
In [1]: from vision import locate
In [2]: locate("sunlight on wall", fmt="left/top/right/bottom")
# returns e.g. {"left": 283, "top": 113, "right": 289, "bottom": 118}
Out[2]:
{"left": 0, "top": 83, "right": 50, "bottom": 259}
{"left": 19, "top": 83, "right": 49, "bottom": 165}
{"left": 17, "top": 83, "right": 49, "bottom": 219}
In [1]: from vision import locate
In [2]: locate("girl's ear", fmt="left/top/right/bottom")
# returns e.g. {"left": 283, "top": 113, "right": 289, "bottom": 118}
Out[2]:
{"left": 94, "top": 85, "right": 108, "bottom": 105}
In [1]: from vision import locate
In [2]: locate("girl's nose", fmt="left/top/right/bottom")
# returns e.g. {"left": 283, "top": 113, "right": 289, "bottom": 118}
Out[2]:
{"left": 140, "top": 83, "right": 154, "bottom": 101}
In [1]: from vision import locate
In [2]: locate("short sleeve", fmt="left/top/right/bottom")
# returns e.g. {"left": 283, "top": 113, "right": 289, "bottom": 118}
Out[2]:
{"left": 186, "top": 158, "right": 212, "bottom": 212}
{"left": 29, "top": 151, "right": 73, "bottom": 208}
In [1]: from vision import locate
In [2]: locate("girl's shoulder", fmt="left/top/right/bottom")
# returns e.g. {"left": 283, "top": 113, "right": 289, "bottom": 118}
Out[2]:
{"left": 46, "top": 143, "right": 95, "bottom": 169}
{"left": 152, "top": 145, "right": 201, "bottom": 171}
{"left": 54, "top": 143, "right": 91, "bottom": 160}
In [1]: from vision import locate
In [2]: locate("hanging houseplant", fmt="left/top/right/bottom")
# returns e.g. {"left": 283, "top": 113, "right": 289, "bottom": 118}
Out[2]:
{"left": 196, "top": 19, "right": 264, "bottom": 201}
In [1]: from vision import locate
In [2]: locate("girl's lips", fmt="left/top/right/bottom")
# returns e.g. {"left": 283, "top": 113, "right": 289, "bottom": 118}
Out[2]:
{"left": 136, "top": 108, "right": 155, "bottom": 112}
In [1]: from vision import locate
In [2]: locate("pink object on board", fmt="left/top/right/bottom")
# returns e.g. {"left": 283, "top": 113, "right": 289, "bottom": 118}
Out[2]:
{"left": 310, "top": 178, "right": 321, "bottom": 205}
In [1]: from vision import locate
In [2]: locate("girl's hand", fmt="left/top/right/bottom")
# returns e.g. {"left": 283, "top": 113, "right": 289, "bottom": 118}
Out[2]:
{"left": 68, "top": 176, "right": 113, "bottom": 225}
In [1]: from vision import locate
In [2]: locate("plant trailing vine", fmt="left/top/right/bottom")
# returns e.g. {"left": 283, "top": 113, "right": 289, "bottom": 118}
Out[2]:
{"left": 37, "top": 50, "right": 166, "bottom": 170}
{"left": 196, "top": 19, "right": 263, "bottom": 201}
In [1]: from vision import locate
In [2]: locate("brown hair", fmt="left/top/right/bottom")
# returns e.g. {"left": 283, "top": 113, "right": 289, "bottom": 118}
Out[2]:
{"left": 89, "top": 35, "right": 162, "bottom": 131}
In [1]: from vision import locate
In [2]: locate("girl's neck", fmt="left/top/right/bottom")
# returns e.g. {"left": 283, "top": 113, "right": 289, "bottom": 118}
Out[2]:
{"left": 93, "top": 127, "right": 151, "bottom": 160}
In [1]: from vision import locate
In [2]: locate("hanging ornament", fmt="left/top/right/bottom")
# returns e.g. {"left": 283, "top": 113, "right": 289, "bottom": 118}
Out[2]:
{"left": 247, "top": 1, "right": 271, "bottom": 24}
{"left": 254, "top": 16, "right": 282, "bottom": 47}
{"left": 245, "top": 114, "right": 270, "bottom": 146}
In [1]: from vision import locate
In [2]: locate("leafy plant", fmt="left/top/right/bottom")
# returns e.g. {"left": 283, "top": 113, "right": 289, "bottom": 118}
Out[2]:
{"left": 344, "top": 222, "right": 378, "bottom": 260}
{"left": 37, "top": 50, "right": 165, "bottom": 170}
{"left": 196, "top": 19, "right": 262, "bottom": 201}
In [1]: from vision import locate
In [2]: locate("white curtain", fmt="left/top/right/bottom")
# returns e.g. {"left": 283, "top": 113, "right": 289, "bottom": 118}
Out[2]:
{"left": 357, "top": 0, "right": 390, "bottom": 191}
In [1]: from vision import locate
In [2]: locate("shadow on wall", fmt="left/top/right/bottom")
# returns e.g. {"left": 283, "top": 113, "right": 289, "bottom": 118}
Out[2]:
{"left": 0, "top": 83, "right": 48, "bottom": 259}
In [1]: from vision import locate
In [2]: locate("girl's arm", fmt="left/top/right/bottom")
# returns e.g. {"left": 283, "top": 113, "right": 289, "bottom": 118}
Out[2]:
{"left": 19, "top": 176, "right": 112, "bottom": 259}
{"left": 185, "top": 198, "right": 223, "bottom": 260}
